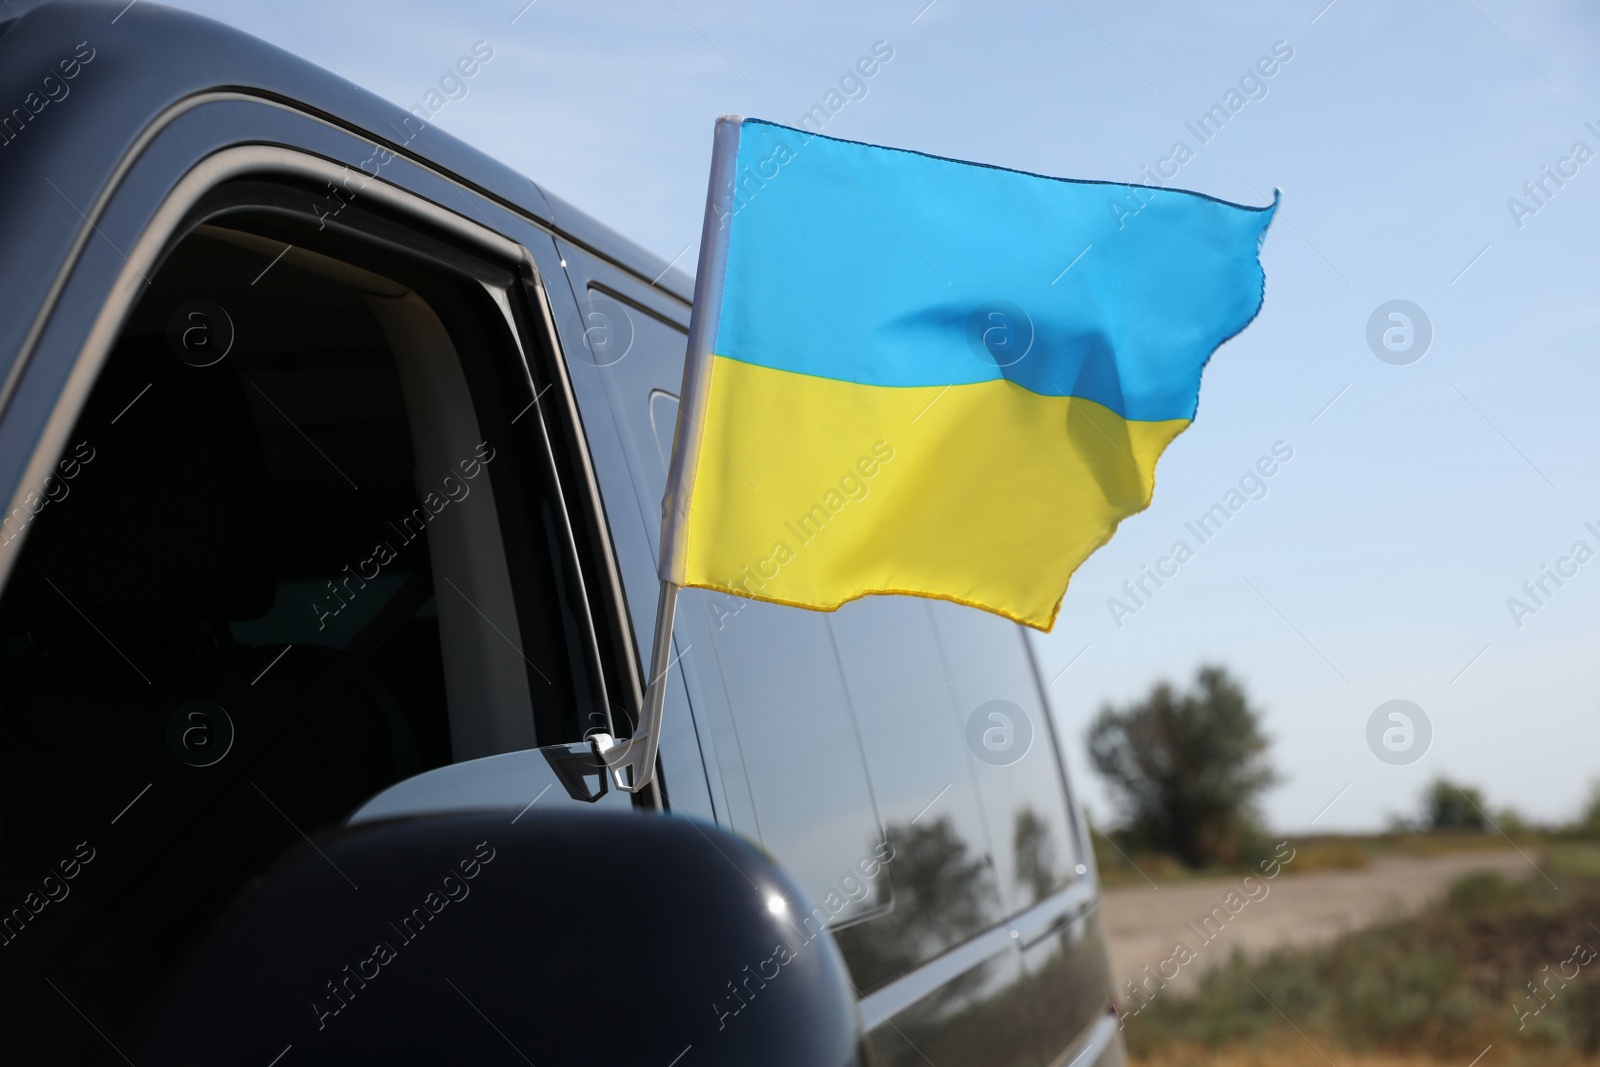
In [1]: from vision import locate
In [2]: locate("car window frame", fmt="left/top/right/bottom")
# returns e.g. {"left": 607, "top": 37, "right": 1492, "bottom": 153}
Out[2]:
{"left": 0, "top": 117, "right": 644, "bottom": 789}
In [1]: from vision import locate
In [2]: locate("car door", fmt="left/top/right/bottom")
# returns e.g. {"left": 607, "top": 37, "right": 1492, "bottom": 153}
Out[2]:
{"left": 0, "top": 75, "right": 645, "bottom": 1059}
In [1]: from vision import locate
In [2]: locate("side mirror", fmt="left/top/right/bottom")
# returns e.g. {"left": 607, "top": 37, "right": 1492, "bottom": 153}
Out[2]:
{"left": 138, "top": 809, "right": 865, "bottom": 1066}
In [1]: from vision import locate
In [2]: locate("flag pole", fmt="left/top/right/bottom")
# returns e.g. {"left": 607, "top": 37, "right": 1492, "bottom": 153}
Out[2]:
{"left": 593, "top": 581, "right": 677, "bottom": 794}
{"left": 594, "top": 116, "right": 741, "bottom": 794}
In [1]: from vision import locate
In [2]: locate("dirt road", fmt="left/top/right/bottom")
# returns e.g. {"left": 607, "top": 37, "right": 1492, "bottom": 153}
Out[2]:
{"left": 1099, "top": 849, "right": 1532, "bottom": 995}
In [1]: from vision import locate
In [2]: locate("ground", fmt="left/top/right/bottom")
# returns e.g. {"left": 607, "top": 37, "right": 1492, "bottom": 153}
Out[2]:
{"left": 1100, "top": 848, "right": 1532, "bottom": 995}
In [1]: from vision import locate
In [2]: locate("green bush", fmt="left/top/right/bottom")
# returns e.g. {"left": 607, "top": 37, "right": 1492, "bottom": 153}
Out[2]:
{"left": 1446, "top": 870, "right": 1517, "bottom": 911}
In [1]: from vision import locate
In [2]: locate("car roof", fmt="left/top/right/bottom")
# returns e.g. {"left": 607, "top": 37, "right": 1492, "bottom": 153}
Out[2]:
{"left": 0, "top": 0, "right": 693, "bottom": 372}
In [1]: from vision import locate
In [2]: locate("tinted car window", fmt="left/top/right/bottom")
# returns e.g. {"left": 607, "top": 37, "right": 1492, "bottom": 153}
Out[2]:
{"left": 827, "top": 596, "right": 1002, "bottom": 991}
{"left": 696, "top": 597, "right": 887, "bottom": 928}
{"left": 928, "top": 601, "right": 1081, "bottom": 913}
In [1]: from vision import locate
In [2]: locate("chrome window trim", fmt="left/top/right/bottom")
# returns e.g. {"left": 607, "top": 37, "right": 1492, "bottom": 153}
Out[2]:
{"left": 0, "top": 89, "right": 230, "bottom": 423}
{"left": 1022, "top": 633, "right": 1096, "bottom": 877}
{"left": 1, "top": 130, "right": 498, "bottom": 584}
{"left": 483, "top": 281, "right": 629, "bottom": 736}
{"left": 1048, "top": 1010, "right": 1121, "bottom": 1067}
{"left": 858, "top": 878, "right": 1099, "bottom": 1031}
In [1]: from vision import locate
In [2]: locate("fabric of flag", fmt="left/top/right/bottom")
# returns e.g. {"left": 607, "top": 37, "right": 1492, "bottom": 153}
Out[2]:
{"left": 660, "top": 117, "right": 1276, "bottom": 631}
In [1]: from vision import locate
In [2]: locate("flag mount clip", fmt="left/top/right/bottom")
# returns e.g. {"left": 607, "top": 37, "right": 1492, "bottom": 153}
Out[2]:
{"left": 591, "top": 581, "right": 680, "bottom": 793}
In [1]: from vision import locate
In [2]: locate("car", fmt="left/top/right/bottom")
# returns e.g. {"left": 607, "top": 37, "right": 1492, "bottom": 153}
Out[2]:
{"left": 0, "top": 2, "right": 1125, "bottom": 1063}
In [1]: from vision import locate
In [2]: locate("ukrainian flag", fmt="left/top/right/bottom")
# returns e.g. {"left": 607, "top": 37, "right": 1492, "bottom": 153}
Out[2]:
{"left": 660, "top": 117, "right": 1275, "bottom": 631}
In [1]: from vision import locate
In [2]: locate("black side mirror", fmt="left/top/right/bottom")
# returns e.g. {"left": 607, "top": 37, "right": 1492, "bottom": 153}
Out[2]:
{"left": 138, "top": 809, "right": 865, "bottom": 1066}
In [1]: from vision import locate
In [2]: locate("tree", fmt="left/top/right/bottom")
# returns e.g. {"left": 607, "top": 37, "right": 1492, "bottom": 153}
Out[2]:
{"left": 1571, "top": 780, "right": 1600, "bottom": 839}
{"left": 1013, "top": 808, "right": 1058, "bottom": 905}
{"left": 1087, "top": 665, "right": 1279, "bottom": 868}
{"left": 831, "top": 817, "right": 991, "bottom": 991}
{"left": 1420, "top": 778, "right": 1489, "bottom": 832}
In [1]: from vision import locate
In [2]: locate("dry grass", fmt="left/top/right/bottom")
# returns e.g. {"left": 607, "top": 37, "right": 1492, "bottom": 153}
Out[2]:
{"left": 1121, "top": 847, "right": 1600, "bottom": 1066}
{"left": 1094, "top": 831, "right": 1553, "bottom": 888}
{"left": 1285, "top": 836, "right": 1372, "bottom": 872}
{"left": 1133, "top": 1042, "right": 1600, "bottom": 1067}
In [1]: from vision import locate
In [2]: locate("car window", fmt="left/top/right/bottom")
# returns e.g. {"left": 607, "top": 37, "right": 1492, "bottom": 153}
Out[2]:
{"left": 828, "top": 596, "right": 1086, "bottom": 992}
{"left": 927, "top": 601, "right": 1082, "bottom": 913}
{"left": 693, "top": 596, "right": 888, "bottom": 929}
{"left": 0, "top": 212, "right": 595, "bottom": 1060}
{"left": 827, "top": 596, "right": 1003, "bottom": 991}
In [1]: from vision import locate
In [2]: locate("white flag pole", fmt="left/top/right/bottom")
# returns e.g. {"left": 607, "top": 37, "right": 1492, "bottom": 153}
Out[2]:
{"left": 595, "top": 116, "right": 742, "bottom": 794}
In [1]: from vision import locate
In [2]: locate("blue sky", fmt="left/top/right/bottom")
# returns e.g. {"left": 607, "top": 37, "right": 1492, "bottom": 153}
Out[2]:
{"left": 162, "top": 0, "right": 1600, "bottom": 833}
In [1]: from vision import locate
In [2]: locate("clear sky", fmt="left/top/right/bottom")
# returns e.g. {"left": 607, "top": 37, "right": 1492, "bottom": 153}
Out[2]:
{"left": 160, "top": 0, "right": 1600, "bottom": 834}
